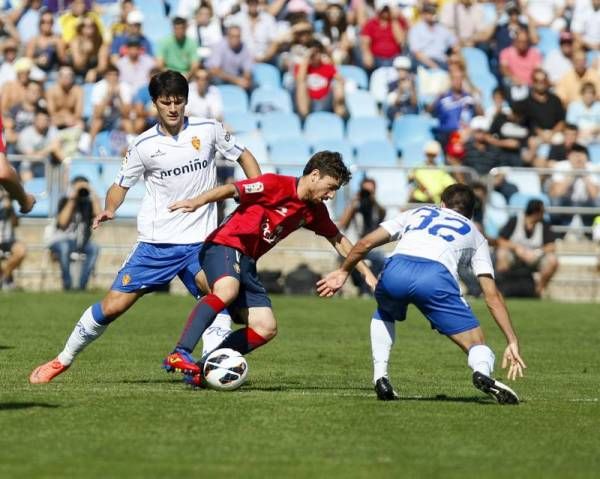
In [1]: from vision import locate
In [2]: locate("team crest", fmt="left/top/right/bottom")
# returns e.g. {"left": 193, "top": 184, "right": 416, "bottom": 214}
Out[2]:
{"left": 191, "top": 136, "right": 201, "bottom": 150}
{"left": 233, "top": 263, "right": 240, "bottom": 274}
{"left": 122, "top": 274, "right": 132, "bottom": 286}
{"left": 244, "top": 182, "right": 264, "bottom": 194}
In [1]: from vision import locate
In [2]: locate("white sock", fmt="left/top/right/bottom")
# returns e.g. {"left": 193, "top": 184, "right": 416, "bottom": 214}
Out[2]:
{"left": 57, "top": 307, "right": 107, "bottom": 366}
{"left": 201, "top": 313, "right": 232, "bottom": 356}
{"left": 467, "top": 344, "right": 495, "bottom": 377}
{"left": 371, "top": 317, "right": 395, "bottom": 383}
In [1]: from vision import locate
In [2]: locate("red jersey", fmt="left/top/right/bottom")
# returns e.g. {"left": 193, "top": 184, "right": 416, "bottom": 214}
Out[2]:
{"left": 294, "top": 62, "right": 337, "bottom": 100}
{"left": 361, "top": 17, "right": 407, "bottom": 59}
{"left": 207, "top": 174, "right": 339, "bottom": 259}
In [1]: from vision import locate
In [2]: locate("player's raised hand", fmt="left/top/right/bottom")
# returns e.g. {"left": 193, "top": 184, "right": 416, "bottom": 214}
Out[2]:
{"left": 168, "top": 199, "right": 200, "bottom": 213}
{"left": 93, "top": 210, "right": 115, "bottom": 229}
{"left": 501, "top": 342, "right": 527, "bottom": 381}
{"left": 316, "top": 270, "right": 349, "bottom": 297}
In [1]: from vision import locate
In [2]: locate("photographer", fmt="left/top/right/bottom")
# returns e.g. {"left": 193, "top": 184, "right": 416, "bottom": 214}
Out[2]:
{"left": 49, "top": 176, "right": 101, "bottom": 290}
{"left": 339, "top": 178, "right": 386, "bottom": 295}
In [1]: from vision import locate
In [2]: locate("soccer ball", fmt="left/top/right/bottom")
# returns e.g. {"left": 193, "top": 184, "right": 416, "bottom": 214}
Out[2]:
{"left": 203, "top": 348, "right": 248, "bottom": 391}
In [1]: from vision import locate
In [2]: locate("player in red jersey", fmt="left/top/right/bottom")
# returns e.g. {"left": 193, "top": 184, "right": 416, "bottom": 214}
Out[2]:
{"left": 164, "top": 151, "right": 377, "bottom": 383}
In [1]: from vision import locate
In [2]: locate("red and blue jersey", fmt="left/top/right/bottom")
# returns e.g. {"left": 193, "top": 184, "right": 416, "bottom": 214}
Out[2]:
{"left": 207, "top": 173, "right": 339, "bottom": 260}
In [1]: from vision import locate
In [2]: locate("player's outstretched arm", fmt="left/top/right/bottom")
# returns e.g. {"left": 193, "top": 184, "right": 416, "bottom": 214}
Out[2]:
{"left": 93, "top": 183, "right": 129, "bottom": 229}
{"left": 168, "top": 183, "right": 238, "bottom": 213}
{"left": 326, "top": 233, "right": 378, "bottom": 292}
{"left": 478, "top": 274, "right": 527, "bottom": 380}
{"left": 237, "top": 149, "right": 262, "bottom": 179}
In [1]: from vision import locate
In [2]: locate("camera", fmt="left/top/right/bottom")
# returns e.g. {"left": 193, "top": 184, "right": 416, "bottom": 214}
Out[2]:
{"left": 359, "top": 188, "right": 371, "bottom": 200}
{"left": 77, "top": 187, "right": 90, "bottom": 199}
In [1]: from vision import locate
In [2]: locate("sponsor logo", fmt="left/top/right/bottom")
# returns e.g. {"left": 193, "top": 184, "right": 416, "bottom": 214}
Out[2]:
{"left": 275, "top": 206, "right": 288, "bottom": 217}
{"left": 122, "top": 274, "right": 132, "bottom": 286}
{"left": 150, "top": 148, "right": 166, "bottom": 159}
{"left": 224, "top": 131, "right": 231, "bottom": 142}
{"left": 191, "top": 136, "right": 201, "bottom": 150}
{"left": 160, "top": 158, "right": 209, "bottom": 179}
{"left": 261, "top": 219, "right": 283, "bottom": 244}
{"left": 243, "top": 182, "right": 264, "bottom": 194}
{"left": 233, "top": 263, "right": 240, "bottom": 274}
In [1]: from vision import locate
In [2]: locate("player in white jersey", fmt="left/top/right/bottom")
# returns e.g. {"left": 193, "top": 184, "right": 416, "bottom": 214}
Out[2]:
{"left": 29, "top": 70, "right": 262, "bottom": 384}
{"left": 318, "top": 184, "right": 527, "bottom": 404}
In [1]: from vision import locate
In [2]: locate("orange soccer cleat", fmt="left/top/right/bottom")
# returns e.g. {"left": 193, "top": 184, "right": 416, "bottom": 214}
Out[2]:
{"left": 29, "top": 358, "right": 70, "bottom": 384}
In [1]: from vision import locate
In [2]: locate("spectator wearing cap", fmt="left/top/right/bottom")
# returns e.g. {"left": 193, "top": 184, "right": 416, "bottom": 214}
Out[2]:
{"left": 186, "top": 2, "right": 223, "bottom": 62}
{"left": 439, "top": 0, "right": 493, "bottom": 48}
{"left": 157, "top": 17, "right": 199, "bottom": 76}
{"left": 571, "top": 0, "right": 600, "bottom": 51}
{"left": 385, "top": 56, "right": 417, "bottom": 121}
{"left": 185, "top": 68, "right": 223, "bottom": 121}
{"left": 207, "top": 25, "right": 254, "bottom": 91}
{"left": 567, "top": 83, "right": 600, "bottom": 144}
{"left": 543, "top": 31, "right": 575, "bottom": 85}
{"left": 58, "top": 0, "right": 104, "bottom": 44}
{"left": 556, "top": 49, "right": 600, "bottom": 106}
{"left": 360, "top": 0, "right": 408, "bottom": 70}
{"left": 408, "top": 140, "right": 456, "bottom": 204}
{"left": 408, "top": 2, "right": 457, "bottom": 70}
{"left": 110, "top": 9, "right": 154, "bottom": 64}
{"left": 229, "top": 0, "right": 280, "bottom": 63}
{"left": 116, "top": 36, "right": 156, "bottom": 95}
{"left": 499, "top": 27, "right": 542, "bottom": 90}
{"left": 0, "top": 40, "right": 19, "bottom": 89}
{"left": 279, "top": 20, "right": 315, "bottom": 75}
{"left": 0, "top": 58, "right": 35, "bottom": 118}
{"left": 25, "top": 10, "right": 62, "bottom": 75}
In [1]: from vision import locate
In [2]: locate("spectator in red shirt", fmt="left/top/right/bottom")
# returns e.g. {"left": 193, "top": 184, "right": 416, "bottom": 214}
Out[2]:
{"left": 360, "top": 0, "right": 408, "bottom": 70}
{"left": 295, "top": 40, "right": 346, "bottom": 118}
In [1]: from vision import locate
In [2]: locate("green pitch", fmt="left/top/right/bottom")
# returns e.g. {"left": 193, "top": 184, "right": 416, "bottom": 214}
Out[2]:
{"left": 0, "top": 293, "right": 598, "bottom": 478}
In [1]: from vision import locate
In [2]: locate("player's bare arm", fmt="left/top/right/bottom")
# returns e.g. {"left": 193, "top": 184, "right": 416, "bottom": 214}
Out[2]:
{"left": 317, "top": 227, "right": 391, "bottom": 297}
{"left": 478, "top": 274, "right": 527, "bottom": 381}
{"left": 93, "top": 183, "right": 129, "bottom": 229}
{"left": 0, "top": 154, "right": 36, "bottom": 213}
{"left": 326, "top": 233, "right": 378, "bottom": 292}
{"left": 237, "top": 149, "right": 262, "bottom": 179}
{"left": 168, "top": 183, "right": 238, "bottom": 213}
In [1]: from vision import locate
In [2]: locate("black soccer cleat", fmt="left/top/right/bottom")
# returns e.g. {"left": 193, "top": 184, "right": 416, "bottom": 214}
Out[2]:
{"left": 374, "top": 377, "right": 399, "bottom": 401}
{"left": 472, "top": 371, "right": 520, "bottom": 405}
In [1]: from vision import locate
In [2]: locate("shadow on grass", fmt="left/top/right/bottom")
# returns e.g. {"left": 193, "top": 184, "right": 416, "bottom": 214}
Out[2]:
{"left": 0, "top": 402, "right": 60, "bottom": 411}
{"left": 401, "top": 394, "right": 496, "bottom": 404}
{"left": 0, "top": 345, "right": 14, "bottom": 350}
{"left": 121, "top": 379, "right": 181, "bottom": 384}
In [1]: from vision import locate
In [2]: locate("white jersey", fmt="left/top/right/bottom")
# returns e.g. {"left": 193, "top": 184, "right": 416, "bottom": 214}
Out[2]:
{"left": 116, "top": 117, "right": 244, "bottom": 244}
{"left": 380, "top": 206, "right": 494, "bottom": 285}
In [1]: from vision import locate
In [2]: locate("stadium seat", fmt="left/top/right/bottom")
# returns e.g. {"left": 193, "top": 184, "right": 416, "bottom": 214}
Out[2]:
{"left": 250, "top": 87, "right": 293, "bottom": 113}
{"left": 91, "top": 131, "right": 126, "bottom": 157}
{"left": 99, "top": 161, "right": 122, "bottom": 189}
{"left": 400, "top": 142, "right": 428, "bottom": 167}
{"left": 462, "top": 47, "right": 491, "bottom": 78}
{"left": 259, "top": 112, "right": 301, "bottom": 144}
{"left": 223, "top": 111, "right": 259, "bottom": 134}
{"left": 391, "top": 115, "right": 433, "bottom": 150}
{"left": 138, "top": 0, "right": 172, "bottom": 48}
{"left": 355, "top": 140, "right": 398, "bottom": 167}
{"left": 217, "top": 85, "right": 249, "bottom": 114}
{"left": 346, "top": 116, "right": 388, "bottom": 148}
{"left": 304, "top": 112, "right": 344, "bottom": 143}
{"left": 252, "top": 63, "right": 281, "bottom": 89}
{"left": 69, "top": 159, "right": 103, "bottom": 191}
{"left": 82, "top": 82, "right": 95, "bottom": 120}
{"left": 588, "top": 143, "right": 600, "bottom": 165}
{"left": 508, "top": 192, "right": 550, "bottom": 210}
{"left": 364, "top": 169, "right": 409, "bottom": 211}
{"left": 339, "top": 65, "right": 369, "bottom": 90}
{"left": 22, "top": 178, "right": 49, "bottom": 217}
{"left": 506, "top": 170, "right": 542, "bottom": 195}
{"left": 236, "top": 132, "right": 269, "bottom": 164}
{"left": 346, "top": 90, "right": 378, "bottom": 117}
{"left": 484, "top": 192, "right": 510, "bottom": 238}
{"left": 537, "top": 28, "right": 559, "bottom": 57}
{"left": 310, "top": 139, "right": 354, "bottom": 165}
{"left": 369, "top": 67, "right": 397, "bottom": 104}
{"left": 269, "top": 138, "right": 311, "bottom": 166}
{"left": 471, "top": 72, "right": 498, "bottom": 109}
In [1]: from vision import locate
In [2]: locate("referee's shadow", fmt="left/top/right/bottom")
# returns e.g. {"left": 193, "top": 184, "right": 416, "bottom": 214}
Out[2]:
{"left": 0, "top": 402, "right": 60, "bottom": 411}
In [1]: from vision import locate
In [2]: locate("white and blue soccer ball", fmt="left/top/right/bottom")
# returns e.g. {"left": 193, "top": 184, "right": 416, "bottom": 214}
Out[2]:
{"left": 203, "top": 348, "right": 248, "bottom": 391}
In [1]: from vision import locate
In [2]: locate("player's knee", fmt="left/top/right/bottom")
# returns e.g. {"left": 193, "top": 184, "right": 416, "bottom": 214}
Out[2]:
{"left": 251, "top": 314, "right": 277, "bottom": 340}
{"left": 213, "top": 280, "right": 240, "bottom": 305}
{"left": 545, "top": 253, "right": 559, "bottom": 270}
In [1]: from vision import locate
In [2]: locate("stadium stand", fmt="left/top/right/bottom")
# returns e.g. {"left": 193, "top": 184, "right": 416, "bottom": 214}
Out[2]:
{"left": 346, "top": 116, "right": 388, "bottom": 148}
{"left": 304, "top": 112, "right": 345, "bottom": 143}
{"left": 259, "top": 111, "right": 302, "bottom": 144}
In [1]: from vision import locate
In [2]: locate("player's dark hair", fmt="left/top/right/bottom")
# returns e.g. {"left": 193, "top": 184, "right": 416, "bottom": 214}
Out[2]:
{"left": 303, "top": 151, "right": 351, "bottom": 186}
{"left": 525, "top": 199, "right": 544, "bottom": 216}
{"left": 149, "top": 70, "right": 189, "bottom": 102}
{"left": 441, "top": 184, "right": 476, "bottom": 218}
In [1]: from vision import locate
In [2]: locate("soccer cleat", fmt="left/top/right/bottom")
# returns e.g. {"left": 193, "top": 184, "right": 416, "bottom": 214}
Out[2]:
{"left": 183, "top": 371, "right": 208, "bottom": 389}
{"left": 472, "top": 371, "right": 520, "bottom": 405}
{"left": 162, "top": 349, "right": 201, "bottom": 375}
{"left": 29, "top": 358, "right": 70, "bottom": 384}
{"left": 374, "top": 377, "right": 399, "bottom": 401}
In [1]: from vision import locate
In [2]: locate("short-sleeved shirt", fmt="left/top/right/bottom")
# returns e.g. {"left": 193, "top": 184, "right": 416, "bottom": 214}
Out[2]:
{"left": 499, "top": 45, "right": 542, "bottom": 86}
{"left": 206, "top": 39, "right": 254, "bottom": 77}
{"left": 294, "top": 62, "right": 337, "bottom": 100}
{"left": 514, "top": 93, "right": 565, "bottom": 131}
{"left": 499, "top": 216, "right": 555, "bottom": 246}
{"left": 408, "top": 20, "right": 456, "bottom": 63}
{"left": 361, "top": 17, "right": 408, "bottom": 59}
{"left": 110, "top": 34, "right": 154, "bottom": 58}
{"left": 566, "top": 100, "right": 600, "bottom": 133}
{"left": 157, "top": 35, "right": 198, "bottom": 74}
{"left": 433, "top": 90, "right": 477, "bottom": 132}
{"left": 208, "top": 174, "right": 339, "bottom": 260}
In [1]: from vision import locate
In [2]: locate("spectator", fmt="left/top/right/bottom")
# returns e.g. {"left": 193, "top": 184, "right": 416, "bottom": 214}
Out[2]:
{"left": 491, "top": 1, "right": 539, "bottom": 66}
{"left": 317, "top": 1, "right": 356, "bottom": 65}
{"left": 230, "top": 0, "right": 279, "bottom": 63}
{"left": 547, "top": 123, "right": 580, "bottom": 164}
{"left": 157, "top": 17, "right": 199, "bottom": 76}
{"left": 131, "top": 67, "right": 160, "bottom": 134}
{"left": 46, "top": 66, "right": 84, "bottom": 130}
{"left": 408, "top": 2, "right": 457, "bottom": 70}
{"left": 294, "top": 39, "right": 345, "bottom": 118}
{"left": 360, "top": 0, "right": 408, "bottom": 70}
{"left": 496, "top": 199, "right": 558, "bottom": 297}
{"left": 62, "top": 17, "right": 109, "bottom": 83}
{"left": 385, "top": 55, "right": 418, "bottom": 121}
{"left": 109, "top": 0, "right": 135, "bottom": 38}
{"left": 116, "top": 37, "right": 156, "bottom": 95}
{"left": 110, "top": 10, "right": 154, "bottom": 64}
{"left": 58, "top": 0, "right": 104, "bottom": 43}
{"left": 0, "top": 186, "right": 27, "bottom": 290}
{"left": 571, "top": 0, "right": 600, "bottom": 51}
{"left": 207, "top": 25, "right": 254, "bottom": 90}
{"left": 0, "top": 11, "right": 20, "bottom": 46}
{"left": 408, "top": 140, "right": 456, "bottom": 204}
{"left": 499, "top": 27, "right": 542, "bottom": 94}
{"left": 0, "top": 40, "right": 19, "bottom": 89}
{"left": 338, "top": 177, "right": 386, "bottom": 296}
{"left": 439, "top": 0, "right": 493, "bottom": 48}
{"left": 542, "top": 31, "right": 575, "bottom": 85}
{"left": 549, "top": 144, "right": 599, "bottom": 229}
{"left": 566, "top": 82, "right": 600, "bottom": 144}
{"left": 48, "top": 176, "right": 101, "bottom": 291}
{"left": 280, "top": 20, "right": 315, "bottom": 74}
{"left": 4, "top": 80, "right": 46, "bottom": 152}
{"left": 0, "top": 58, "right": 35, "bottom": 117}
{"left": 525, "top": 0, "right": 567, "bottom": 29}
{"left": 486, "top": 87, "right": 526, "bottom": 167}
{"left": 186, "top": 2, "right": 223, "bottom": 62}
{"left": 25, "top": 10, "right": 62, "bottom": 75}
{"left": 11, "top": 0, "right": 44, "bottom": 44}
{"left": 185, "top": 68, "right": 223, "bottom": 120}
{"left": 556, "top": 49, "right": 600, "bottom": 106}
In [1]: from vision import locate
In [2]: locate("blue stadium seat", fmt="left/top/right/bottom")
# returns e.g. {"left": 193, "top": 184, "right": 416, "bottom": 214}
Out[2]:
{"left": 259, "top": 112, "right": 301, "bottom": 144}
{"left": 364, "top": 169, "right": 408, "bottom": 210}
{"left": 223, "top": 111, "right": 259, "bottom": 134}
{"left": 369, "top": 66, "right": 397, "bottom": 104}
{"left": 69, "top": 159, "right": 103, "bottom": 191}
{"left": 392, "top": 115, "right": 433, "bottom": 150}
{"left": 250, "top": 87, "right": 293, "bottom": 113}
{"left": 269, "top": 138, "right": 311, "bottom": 166}
{"left": 310, "top": 139, "right": 354, "bottom": 165}
{"left": 252, "top": 63, "right": 281, "bottom": 89}
{"left": 216, "top": 85, "right": 249, "bottom": 114}
{"left": 508, "top": 192, "right": 550, "bottom": 210}
{"left": 91, "top": 131, "right": 124, "bottom": 157}
{"left": 346, "top": 116, "right": 388, "bottom": 148}
{"left": 99, "top": 161, "right": 121, "bottom": 190}
{"left": 138, "top": 0, "right": 172, "bottom": 48}
{"left": 237, "top": 133, "right": 269, "bottom": 164}
{"left": 462, "top": 47, "right": 491, "bottom": 78}
{"left": 588, "top": 143, "right": 600, "bottom": 165}
{"left": 346, "top": 90, "right": 378, "bottom": 117}
{"left": 506, "top": 170, "right": 542, "bottom": 195}
{"left": 339, "top": 65, "right": 369, "bottom": 90}
{"left": 537, "top": 28, "right": 559, "bottom": 57}
{"left": 471, "top": 73, "right": 498, "bottom": 109}
{"left": 22, "top": 178, "right": 49, "bottom": 217}
{"left": 304, "top": 112, "right": 344, "bottom": 142}
{"left": 400, "top": 142, "right": 428, "bottom": 167}
{"left": 82, "top": 82, "right": 95, "bottom": 120}
{"left": 355, "top": 140, "right": 397, "bottom": 167}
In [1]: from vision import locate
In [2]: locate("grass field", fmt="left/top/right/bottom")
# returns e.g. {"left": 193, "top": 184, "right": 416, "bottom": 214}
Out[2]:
{"left": 0, "top": 292, "right": 598, "bottom": 478}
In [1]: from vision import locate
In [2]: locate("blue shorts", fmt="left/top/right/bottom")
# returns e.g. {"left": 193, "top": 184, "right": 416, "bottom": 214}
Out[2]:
{"left": 111, "top": 242, "right": 203, "bottom": 298}
{"left": 200, "top": 243, "right": 272, "bottom": 310}
{"left": 373, "top": 254, "right": 480, "bottom": 336}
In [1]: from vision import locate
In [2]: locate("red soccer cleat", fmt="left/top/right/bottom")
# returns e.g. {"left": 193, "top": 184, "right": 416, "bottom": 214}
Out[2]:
{"left": 162, "top": 350, "right": 201, "bottom": 375}
{"left": 184, "top": 372, "right": 208, "bottom": 389}
{"left": 29, "top": 358, "right": 70, "bottom": 384}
